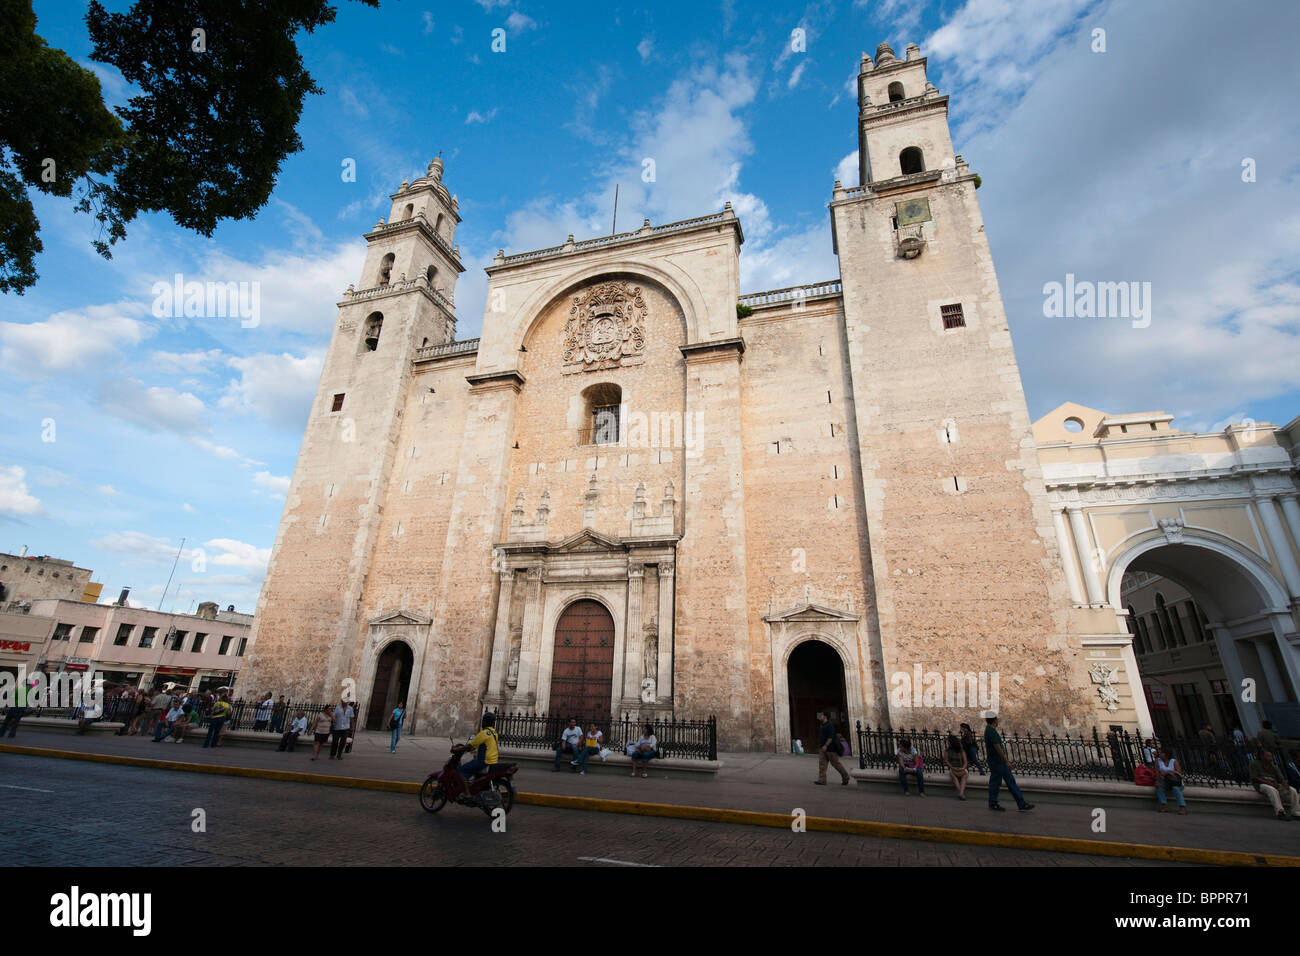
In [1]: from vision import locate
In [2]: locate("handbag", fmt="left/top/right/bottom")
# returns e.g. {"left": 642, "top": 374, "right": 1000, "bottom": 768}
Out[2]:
{"left": 1133, "top": 765, "right": 1157, "bottom": 787}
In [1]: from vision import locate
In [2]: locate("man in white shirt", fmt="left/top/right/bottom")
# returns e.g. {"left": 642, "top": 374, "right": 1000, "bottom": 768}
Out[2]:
{"left": 153, "top": 702, "right": 184, "bottom": 742}
{"left": 277, "top": 711, "right": 309, "bottom": 752}
{"left": 329, "top": 699, "right": 355, "bottom": 760}
{"left": 253, "top": 694, "right": 274, "bottom": 731}
{"left": 554, "top": 718, "right": 583, "bottom": 772}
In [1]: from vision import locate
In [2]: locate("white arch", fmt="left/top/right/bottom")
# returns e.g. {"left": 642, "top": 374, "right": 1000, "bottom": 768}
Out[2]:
{"left": 509, "top": 257, "right": 708, "bottom": 351}
{"left": 1105, "top": 529, "right": 1290, "bottom": 613}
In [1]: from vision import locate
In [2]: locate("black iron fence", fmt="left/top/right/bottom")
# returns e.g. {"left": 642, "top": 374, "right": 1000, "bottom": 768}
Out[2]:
{"left": 489, "top": 710, "right": 717, "bottom": 761}
{"left": 854, "top": 722, "right": 1289, "bottom": 789}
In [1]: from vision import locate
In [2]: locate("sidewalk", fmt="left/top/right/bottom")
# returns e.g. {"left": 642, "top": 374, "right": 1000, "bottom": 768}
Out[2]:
{"left": 5, "top": 726, "right": 1300, "bottom": 861}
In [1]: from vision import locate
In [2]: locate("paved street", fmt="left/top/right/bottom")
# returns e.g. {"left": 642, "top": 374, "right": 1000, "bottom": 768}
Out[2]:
{"left": 1, "top": 754, "right": 1172, "bottom": 866}
{"left": 5, "top": 727, "right": 1300, "bottom": 860}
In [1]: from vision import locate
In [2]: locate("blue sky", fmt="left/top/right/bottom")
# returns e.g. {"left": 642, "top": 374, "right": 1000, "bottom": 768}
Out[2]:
{"left": 3, "top": 0, "right": 1298, "bottom": 612}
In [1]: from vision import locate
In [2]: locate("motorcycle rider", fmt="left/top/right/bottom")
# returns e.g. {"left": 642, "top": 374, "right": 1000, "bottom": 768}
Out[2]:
{"left": 459, "top": 712, "right": 501, "bottom": 783}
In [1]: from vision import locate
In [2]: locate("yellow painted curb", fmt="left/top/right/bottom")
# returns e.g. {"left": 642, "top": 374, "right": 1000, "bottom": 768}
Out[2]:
{"left": 6, "top": 743, "right": 1295, "bottom": 866}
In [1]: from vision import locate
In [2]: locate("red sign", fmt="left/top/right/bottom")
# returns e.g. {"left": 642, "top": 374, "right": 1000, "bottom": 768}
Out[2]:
{"left": 0, "top": 640, "right": 31, "bottom": 653}
{"left": 63, "top": 662, "right": 89, "bottom": 672}
{"left": 1144, "top": 684, "right": 1169, "bottom": 712}
{"left": 156, "top": 666, "right": 198, "bottom": 675}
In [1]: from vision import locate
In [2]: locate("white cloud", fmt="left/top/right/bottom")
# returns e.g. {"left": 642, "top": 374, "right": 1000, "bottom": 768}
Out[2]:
{"left": 505, "top": 11, "right": 537, "bottom": 34}
{"left": 150, "top": 349, "right": 225, "bottom": 375}
{"left": 0, "top": 466, "right": 44, "bottom": 517}
{"left": 219, "top": 351, "right": 324, "bottom": 431}
{"left": 252, "top": 471, "right": 291, "bottom": 497}
{"left": 192, "top": 439, "right": 263, "bottom": 468}
{"left": 182, "top": 503, "right": 197, "bottom": 514}
{"left": 0, "top": 305, "right": 152, "bottom": 375}
{"left": 422, "top": 11, "right": 435, "bottom": 34}
{"left": 90, "top": 530, "right": 187, "bottom": 563}
{"left": 100, "top": 379, "right": 207, "bottom": 435}
{"left": 338, "top": 86, "right": 369, "bottom": 119}
{"left": 787, "top": 61, "right": 807, "bottom": 89}
{"left": 465, "top": 108, "right": 499, "bottom": 125}
{"left": 834, "top": 150, "right": 859, "bottom": 188}
{"left": 98, "top": 485, "right": 119, "bottom": 496}
{"left": 34, "top": 467, "right": 74, "bottom": 488}
{"left": 205, "top": 537, "right": 272, "bottom": 570}
{"left": 637, "top": 36, "right": 654, "bottom": 62}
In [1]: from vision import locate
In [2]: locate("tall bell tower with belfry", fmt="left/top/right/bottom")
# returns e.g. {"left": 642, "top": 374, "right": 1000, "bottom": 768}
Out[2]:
{"left": 830, "top": 42, "right": 1109, "bottom": 730}
{"left": 241, "top": 156, "right": 465, "bottom": 703}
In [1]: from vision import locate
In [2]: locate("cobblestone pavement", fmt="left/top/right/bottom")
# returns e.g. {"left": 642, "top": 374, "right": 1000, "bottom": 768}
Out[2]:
{"left": 1, "top": 755, "right": 1170, "bottom": 866}
{"left": 6, "top": 727, "right": 1299, "bottom": 858}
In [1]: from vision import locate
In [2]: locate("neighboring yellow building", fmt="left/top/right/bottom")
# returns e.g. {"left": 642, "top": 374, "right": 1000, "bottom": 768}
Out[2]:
{"left": 1034, "top": 403, "right": 1300, "bottom": 737}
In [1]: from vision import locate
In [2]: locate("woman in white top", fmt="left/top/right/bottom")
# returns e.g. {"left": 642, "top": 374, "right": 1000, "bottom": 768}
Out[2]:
{"left": 629, "top": 725, "right": 658, "bottom": 778}
{"left": 1155, "top": 748, "right": 1187, "bottom": 814}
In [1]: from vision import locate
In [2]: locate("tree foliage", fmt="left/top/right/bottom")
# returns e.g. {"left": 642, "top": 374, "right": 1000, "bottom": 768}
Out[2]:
{"left": 0, "top": 0, "right": 376, "bottom": 294}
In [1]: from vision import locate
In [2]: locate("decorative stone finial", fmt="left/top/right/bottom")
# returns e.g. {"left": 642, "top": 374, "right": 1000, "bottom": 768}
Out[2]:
{"left": 428, "top": 156, "right": 444, "bottom": 181}
{"left": 905, "top": 42, "right": 920, "bottom": 61}
{"left": 875, "top": 41, "right": 896, "bottom": 64}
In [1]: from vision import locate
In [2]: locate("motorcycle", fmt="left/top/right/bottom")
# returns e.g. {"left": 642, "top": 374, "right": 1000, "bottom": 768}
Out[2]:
{"left": 419, "top": 743, "right": 518, "bottom": 817}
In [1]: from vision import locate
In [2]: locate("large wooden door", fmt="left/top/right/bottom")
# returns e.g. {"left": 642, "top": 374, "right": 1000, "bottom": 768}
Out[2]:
{"left": 548, "top": 599, "right": 615, "bottom": 719}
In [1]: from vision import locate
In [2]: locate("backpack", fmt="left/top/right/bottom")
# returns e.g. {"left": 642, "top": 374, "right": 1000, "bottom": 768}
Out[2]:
{"left": 1133, "top": 765, "right": 1157, "bottom": 787}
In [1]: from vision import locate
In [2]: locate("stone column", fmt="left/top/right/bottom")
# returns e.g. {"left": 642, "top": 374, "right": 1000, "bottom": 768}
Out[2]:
{"left": 622, "top": 565, "right": 645, "bottom": 706}
{"left": 1052, "top": 507, "right": 1085, "bottom": 604}
{"left": 484, "top": 570, "right": 514, "bottom": 705}
{"left": 1115, "top": 638, "right": 1154, "bottom": 738}
{"left": 512, "top": 567, "right": 544, "bottom": 709}
{"left": 1254, "top": 634, "right": 1288, "bottom": 702}
{"left": 1256, "top": 495, "right": 1300, "bottom": 600}
{"left": 1068, "top": 506, "right": 1104, "bottom": 604}
{"left": 657, "top": 559, "right": 675, "bottom": 706}
{"left": 1208, "top": 622, "right": 1260, "bottom": 736}
{"left": 1279, "top": 494, "right": 1300, "bottom": 558}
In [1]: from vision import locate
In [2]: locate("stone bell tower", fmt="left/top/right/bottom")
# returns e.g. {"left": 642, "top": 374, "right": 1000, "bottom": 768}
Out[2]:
{"left": 241, "top": 157, "right": 465, "bottom": 702}
{"left": 831, "top": 42, "right": 1096, "bottom": 731}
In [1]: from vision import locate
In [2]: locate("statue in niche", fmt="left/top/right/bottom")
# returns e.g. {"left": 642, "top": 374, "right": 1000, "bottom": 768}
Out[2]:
{"left": 506, "top": 627, "right": 522, "bottom": 689}
{"left": 642, "top": 622, "right": 658, "bottom": 689}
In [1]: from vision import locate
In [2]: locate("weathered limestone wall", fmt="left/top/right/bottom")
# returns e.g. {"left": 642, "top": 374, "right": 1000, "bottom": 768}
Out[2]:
{"left": 737, "top": 299, "right": 883, "bottom": 749}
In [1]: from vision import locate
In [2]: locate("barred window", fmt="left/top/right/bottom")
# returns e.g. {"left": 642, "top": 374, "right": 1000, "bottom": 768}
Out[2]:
{"left": 593, "top": 404, "right": 620, "bottom": 445}
{"left": 941, "top": 303, "right": 965, "bottom": 329}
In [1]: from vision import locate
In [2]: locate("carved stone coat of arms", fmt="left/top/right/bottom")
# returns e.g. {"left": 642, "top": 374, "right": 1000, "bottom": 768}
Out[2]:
{"left": 562, "top": 281, "right": 648, "bottom": 372}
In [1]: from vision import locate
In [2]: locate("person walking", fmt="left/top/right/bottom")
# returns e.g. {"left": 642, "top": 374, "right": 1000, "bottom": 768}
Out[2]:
{"left": 984, "top": 714, "right": 1034, "bottom": 812}
{"left": 813, "top": 710, "right": 851, "bottom": 786}
{"left": 945, "top": 733, "right": 970, "bottom": 800}
{"left": 269, "top": 695, "right": 288, "bottom": 735}
{"left": 202, "top": 694, "right": 231, "bottom": 748}
{"left": 329, "top": 699, "right": 354, "bottom": 760}
{"left": 0, "top": 676, "right": 31, "bottom": 738}
{"left": 388, "top": 701, "right": 405, "bottom": 753}
{"left": 310, "top": 706, "right": 333, "bottom": 761}
{"left": 1154, "top": 747, "right": 1187, "bottom": 814}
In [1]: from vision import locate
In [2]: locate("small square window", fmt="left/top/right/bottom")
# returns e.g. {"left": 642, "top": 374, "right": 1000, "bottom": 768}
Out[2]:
{"left": 941, "top": 303, "right": 965, "bottom": 329}
{"left": 332, "top": 393, "right": 345, "bottom": 412}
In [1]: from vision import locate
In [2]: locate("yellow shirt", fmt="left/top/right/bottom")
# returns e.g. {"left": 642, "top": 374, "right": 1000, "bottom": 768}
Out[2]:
{"left": 468, "top": 727, "right": 499, "bottom": 764}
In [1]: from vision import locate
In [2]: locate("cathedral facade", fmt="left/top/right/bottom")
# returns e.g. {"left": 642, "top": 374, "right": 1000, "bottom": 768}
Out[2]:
{"left": 241, "top": 42, "right": 1146, "bottom": 750}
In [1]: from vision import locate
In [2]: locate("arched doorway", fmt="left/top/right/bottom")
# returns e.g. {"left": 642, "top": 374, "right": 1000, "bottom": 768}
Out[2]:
{"left": 1109, "top": 535, "right": 1297, "bottom": 739}
{"left": 366, "top": 641, "right": 414, "bottom": 730}
{"left": 787, "top": 640, "right": 848, "bottom": 754}
{"left": 548, "top": 599, "right": 615, "bottom": 719}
